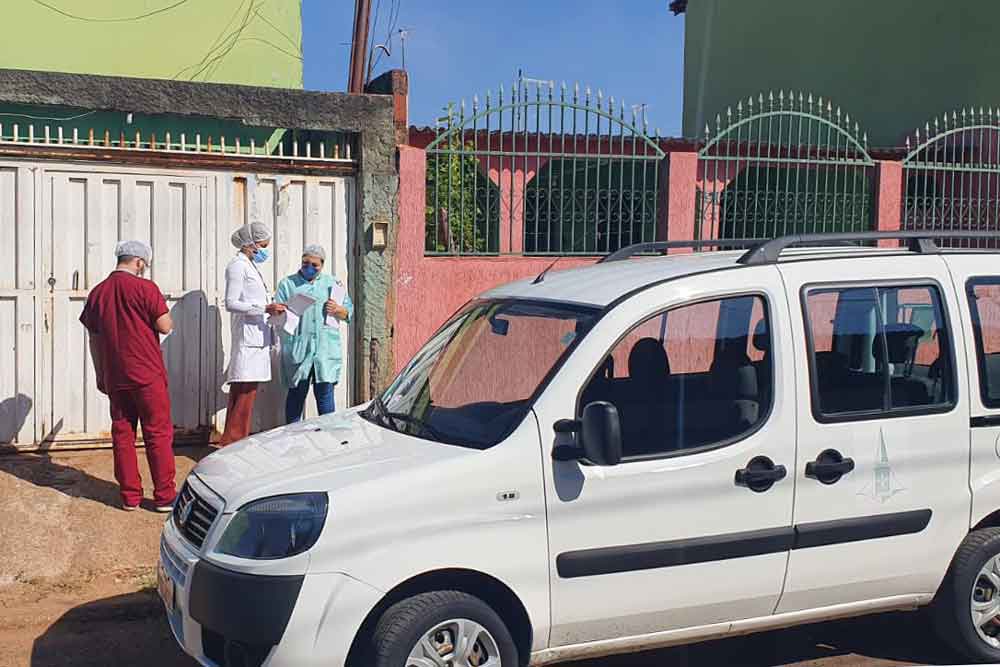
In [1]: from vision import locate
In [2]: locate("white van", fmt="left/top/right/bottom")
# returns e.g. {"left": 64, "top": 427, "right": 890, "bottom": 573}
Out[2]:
{"left": 160, "top": 232, "right": 1000, "bottom": 667}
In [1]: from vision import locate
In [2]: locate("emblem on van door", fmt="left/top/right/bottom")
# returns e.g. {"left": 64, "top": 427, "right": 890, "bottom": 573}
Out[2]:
{"left": 857, "top": 429, "right": 906, "bottom": 503}
{"left": 496, "top": 490, "right": 520, "bottom": 502}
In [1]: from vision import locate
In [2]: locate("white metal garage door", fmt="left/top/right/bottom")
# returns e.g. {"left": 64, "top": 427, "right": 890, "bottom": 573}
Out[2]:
{"left": 0, "top": 160, "right": 354, "bottom": 451}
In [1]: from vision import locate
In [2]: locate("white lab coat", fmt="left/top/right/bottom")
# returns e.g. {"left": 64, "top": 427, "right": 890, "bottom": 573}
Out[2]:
{"left": 224, "top": 252, "right": 273, "bottom": 383}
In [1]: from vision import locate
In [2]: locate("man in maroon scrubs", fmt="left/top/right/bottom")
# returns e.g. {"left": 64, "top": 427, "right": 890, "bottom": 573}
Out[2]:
{"left": 80, "top": 241, "right": 176, "bottom": 512}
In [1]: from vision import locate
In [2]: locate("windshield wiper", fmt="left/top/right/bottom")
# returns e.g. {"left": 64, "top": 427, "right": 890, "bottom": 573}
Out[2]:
{"left": 366, "top": 395, "right": 395, "bottom": 431}
{"left": 384, "top": 411, "right": 445, "bottom": 440}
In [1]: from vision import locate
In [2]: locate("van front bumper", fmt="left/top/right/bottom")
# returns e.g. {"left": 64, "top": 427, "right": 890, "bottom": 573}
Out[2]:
{"left": 160, "top": 517, "right": 383, "bottom": 667}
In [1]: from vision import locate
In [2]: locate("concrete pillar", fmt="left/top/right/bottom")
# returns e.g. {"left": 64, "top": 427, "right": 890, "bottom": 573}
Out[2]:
{"left": 875, "top": 160, "right": 903, "bottom": 247}
{"left": 666, "top": 151, "right": 699, "bottom": 251}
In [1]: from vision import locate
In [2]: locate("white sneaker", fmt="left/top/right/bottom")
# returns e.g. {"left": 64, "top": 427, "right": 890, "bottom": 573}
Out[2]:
{"left": 122, "top": 503, "right": 140, "bottom": 512}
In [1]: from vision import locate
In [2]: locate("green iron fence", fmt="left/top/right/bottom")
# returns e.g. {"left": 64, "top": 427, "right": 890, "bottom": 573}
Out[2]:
{"left": 424, "top": 80, "right": 665, "bottom": 255}
{"left": 697, "top": 92, "right": 875, "bottom": 240}
{"left": 903, "top": 108, "right": 1000, "bottom": 248}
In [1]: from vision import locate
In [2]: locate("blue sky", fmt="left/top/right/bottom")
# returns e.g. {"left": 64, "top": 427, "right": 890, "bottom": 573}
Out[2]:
{"left": 302, "top": 1, "right": 685, "bottom": 136}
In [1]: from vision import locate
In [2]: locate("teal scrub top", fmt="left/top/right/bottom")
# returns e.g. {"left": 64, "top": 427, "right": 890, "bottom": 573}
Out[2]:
{"left": 275, "top": 271, "right": 353, "bottom": 387}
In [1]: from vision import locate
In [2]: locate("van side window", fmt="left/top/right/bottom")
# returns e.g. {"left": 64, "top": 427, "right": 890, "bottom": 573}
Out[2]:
{"left": 580, "top": 295, "right": 772, "bottom": 459}
{"left": 967, "top": 278, "right": 1000, "bottom": 407}
{"left": 804, "top": 284, "right": 953, "bottom": 420}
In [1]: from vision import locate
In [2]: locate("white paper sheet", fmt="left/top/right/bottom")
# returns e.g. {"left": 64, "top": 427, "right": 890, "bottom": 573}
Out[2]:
{"left": 325, "top": 281, "right": 348, "bottom": 328}
{"left": 270, "top": 292, "right": 316, "bottom": 335}
{"left": 287, "top": 292, "right": 317, "bottom": 315}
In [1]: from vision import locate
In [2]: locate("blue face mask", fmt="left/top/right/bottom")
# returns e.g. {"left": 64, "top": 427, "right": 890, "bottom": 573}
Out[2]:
{"left": 252, "top": 247, "right": 270, "bottom": 264}
{"left": 300, "top": 264, "right": 319, "bottom": 280}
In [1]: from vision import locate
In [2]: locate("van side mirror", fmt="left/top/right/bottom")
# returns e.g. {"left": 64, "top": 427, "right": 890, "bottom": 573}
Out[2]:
{"left": 551, "top": 402, "right": 623, "bottom": 465}
{"left": 489, "top": 316, "right": 509, "bottom": 336}
{"left": 581, "top": 401, "right": 623, "bottom": 466}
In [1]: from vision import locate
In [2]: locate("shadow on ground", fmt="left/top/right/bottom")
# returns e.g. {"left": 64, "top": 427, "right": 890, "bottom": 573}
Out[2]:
{"left": 564, "top": 611, "right": 958, "bottom": 666}
{"left": 30, "top": 590, "right": 196, "bottom": 667}
{"left": 0, "top": 446, "right": 212, "bottom": 511}
{"left": 29, "top": 598, "right": 960, "bottom": 667}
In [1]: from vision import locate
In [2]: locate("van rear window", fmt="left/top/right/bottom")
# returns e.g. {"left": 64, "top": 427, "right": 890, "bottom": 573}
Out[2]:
{"left": 967, "top": 278, "right": 1000, "bottom": 408}
{"left": 803, "top": 283, "right": 955, "bottom": 421}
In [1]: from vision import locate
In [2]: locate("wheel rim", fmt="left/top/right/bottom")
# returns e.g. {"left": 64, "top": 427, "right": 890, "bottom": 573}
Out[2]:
{"left": 972, "top": 555, "right": 1000, "bottom": 648}
{"left": 406, "top": 617, "right": 502, "bottom": 667}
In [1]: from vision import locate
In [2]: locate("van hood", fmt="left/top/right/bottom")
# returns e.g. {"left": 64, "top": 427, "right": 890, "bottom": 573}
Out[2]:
{"left": 192, "top": 407, "right": 470, "bottom": 510}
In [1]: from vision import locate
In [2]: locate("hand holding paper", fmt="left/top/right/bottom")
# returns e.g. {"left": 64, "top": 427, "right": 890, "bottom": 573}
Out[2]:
{"left": 325, "top": 281, "right": 348, "bottom": 328}
{"left": 270, "top": 292, "right": 316, "bottom": 335}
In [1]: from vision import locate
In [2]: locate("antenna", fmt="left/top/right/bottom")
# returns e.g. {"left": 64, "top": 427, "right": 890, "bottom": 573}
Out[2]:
{"left": 397, "top": 28, "right": 410, "bottom": 69}
{"left": 532, "top": 258, "right": 561, "bottom": 284}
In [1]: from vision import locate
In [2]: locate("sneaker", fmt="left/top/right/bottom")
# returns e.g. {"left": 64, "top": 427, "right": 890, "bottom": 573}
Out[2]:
{"left": 154, "top": 503, "right": 174, "bottom": 513}
{"left": 122, "top": 503, "right": 140, "bottom": 512}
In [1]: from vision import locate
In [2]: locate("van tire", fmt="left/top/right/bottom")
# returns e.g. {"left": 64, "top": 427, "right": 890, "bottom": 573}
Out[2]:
{"left": 934, "top": 528, "right": 1000, "bottom": 662}
{"left": 370, "top": 590, "right": 520, "bottom": 667}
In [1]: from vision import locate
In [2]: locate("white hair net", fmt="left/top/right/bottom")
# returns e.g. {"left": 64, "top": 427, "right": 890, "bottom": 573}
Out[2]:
{"left": 115, "top": 240, "right": 152, "bottom": 263}
{"left": 230, "top": 222, "right": 272, "bottom": 249}
{"left": 302, "top": 244, "right": 326, "bottom": 262}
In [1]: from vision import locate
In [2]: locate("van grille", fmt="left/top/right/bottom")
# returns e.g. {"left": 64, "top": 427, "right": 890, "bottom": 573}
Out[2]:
{"left": 173, "top": 482, "right": 219, "bottom": 549}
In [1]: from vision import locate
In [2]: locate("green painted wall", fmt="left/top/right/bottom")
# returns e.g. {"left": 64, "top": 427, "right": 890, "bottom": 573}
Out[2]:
{"left": 0, "top": 0, "right": 302, "bottom": 88}
{"left": 682, "top": 0, "right": 1000, "bottom": 146}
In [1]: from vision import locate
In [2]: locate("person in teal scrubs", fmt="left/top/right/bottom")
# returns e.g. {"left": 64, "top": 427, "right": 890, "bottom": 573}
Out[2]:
{"left": 275, "top": 244, "right": 353, "bottom": 423}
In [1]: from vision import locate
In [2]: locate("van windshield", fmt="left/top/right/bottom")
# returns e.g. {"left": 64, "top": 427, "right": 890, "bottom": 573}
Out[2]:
{"left": 366, "top": 299, "right": 600, "bottom": 449}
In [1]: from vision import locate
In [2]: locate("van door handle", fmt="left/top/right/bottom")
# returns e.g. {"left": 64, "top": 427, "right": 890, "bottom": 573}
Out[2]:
{"left": 735, "top": 455, "right": 787, "bottom": 493}
{"left": 805, "top": 449, "right": 855, "bottom": 485}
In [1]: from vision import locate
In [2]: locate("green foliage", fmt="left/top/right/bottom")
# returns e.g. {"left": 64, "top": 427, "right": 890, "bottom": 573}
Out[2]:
{"left": 425, "top": 138, "right": 500, "bottom": 254}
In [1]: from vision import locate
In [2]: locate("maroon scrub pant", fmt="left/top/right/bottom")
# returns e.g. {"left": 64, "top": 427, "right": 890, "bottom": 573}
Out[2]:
{"left": 109, "top": 378, "right": 176, "bottom": 507}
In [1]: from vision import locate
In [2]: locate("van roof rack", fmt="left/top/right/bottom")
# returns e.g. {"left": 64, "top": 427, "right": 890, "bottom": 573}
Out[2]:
{"left": 736, "top": 230, "right": 1000, "bottom": 265}
{"left": 599, "top": 239, "right": 766, "bottom": 264}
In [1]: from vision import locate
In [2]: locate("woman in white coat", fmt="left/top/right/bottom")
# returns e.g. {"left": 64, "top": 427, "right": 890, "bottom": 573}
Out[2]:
{"left": 219, "top": 222, "right": 285, "bottom": 446}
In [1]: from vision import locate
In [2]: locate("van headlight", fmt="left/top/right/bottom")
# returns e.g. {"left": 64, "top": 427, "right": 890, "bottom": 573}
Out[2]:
{"left": 217, "top": 493, "right": 328, "bottom": 559}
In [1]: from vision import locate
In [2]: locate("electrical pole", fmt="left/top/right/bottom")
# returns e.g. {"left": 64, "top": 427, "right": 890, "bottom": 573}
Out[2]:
{"left": 348, "top": 0, "right": 372, "bottom": 93}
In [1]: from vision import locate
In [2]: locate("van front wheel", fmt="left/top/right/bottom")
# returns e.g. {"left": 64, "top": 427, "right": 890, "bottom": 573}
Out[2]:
{"left": 370, "top": 590, "right": 519, "bottom": 667}
{"left": 935, "top": 528, "right": 1000, "bottom": 662}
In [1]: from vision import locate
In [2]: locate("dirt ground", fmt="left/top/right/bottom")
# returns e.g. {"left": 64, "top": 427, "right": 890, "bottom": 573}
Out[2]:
{"left": 0, "top": 448, "right": 965, "bottom": 667}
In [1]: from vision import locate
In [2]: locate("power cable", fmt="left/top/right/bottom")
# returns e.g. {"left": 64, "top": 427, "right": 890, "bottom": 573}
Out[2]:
{"left": 253, "top": 7, "right": 298, "bottom": 49}
{"left": 30, "top": 0, "right": 190, "bottom": 23}
{"left": 172, "top": 0, "right": 250, "bottom": 79}
{"left": 0, "top": 110, "right": 97, "bottom": 122}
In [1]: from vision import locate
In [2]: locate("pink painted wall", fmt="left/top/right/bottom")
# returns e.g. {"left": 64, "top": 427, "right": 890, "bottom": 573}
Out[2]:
{"left": 876, "top": 160, "right": 903, "bottom": 247}
{"left": 394, "top": 146, "right": 598, "bottom": 372}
